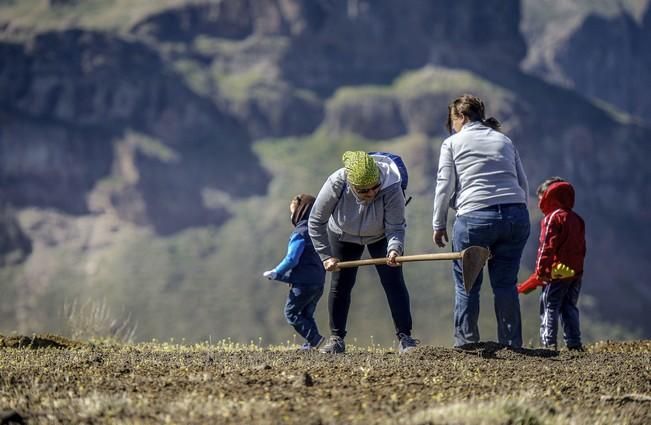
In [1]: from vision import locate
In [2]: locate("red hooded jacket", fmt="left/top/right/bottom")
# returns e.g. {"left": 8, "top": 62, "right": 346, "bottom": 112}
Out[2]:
{"left": 534, "top": 181, "right": 586, "bottom": 281}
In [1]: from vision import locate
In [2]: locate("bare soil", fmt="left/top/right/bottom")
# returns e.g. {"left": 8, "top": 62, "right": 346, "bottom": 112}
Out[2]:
{"left": 0, "top": 335, "right": 649, "bottom": 424}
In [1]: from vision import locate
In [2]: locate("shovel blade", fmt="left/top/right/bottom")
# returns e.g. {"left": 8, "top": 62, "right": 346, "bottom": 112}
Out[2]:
{"left": 461, "top": 246, "right": 490, "bottom": 293}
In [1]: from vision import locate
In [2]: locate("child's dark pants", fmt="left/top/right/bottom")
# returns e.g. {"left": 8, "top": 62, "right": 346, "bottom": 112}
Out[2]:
{"left": 539, "top": 278, "right": 582, "bottom": 348}
{"left": 284, "top": 285, "right": 324, "bottom": 346}
{"left": 327, "top": 234, "right": 413, "bottom": 339}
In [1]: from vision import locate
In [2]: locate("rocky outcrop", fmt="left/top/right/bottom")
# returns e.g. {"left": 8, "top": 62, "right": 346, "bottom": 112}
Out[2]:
{"left": 555, "top": 7, "right": 651, "bottom": 124}
{"left": 130, "top": 0, "right": 525, "bottom": 136}
{"left": 399, "top": 92, "right": 452, "bottom": 136}
{"left": 0, "top": 29, "right": 269, "bottom": 236}
{"left": 129, "top": 0, "right": 321, "bottom": 41}
{"left": 0, "top": 115, "right": 113, "bottom": 214}
{"left": 522, "top": 4, "right": 651, "bottom": 125}
{"left": 323, "top": 91, "right": 406, "bottom": 140}
{"left": 0, "top": 204, "right": 31, "bottom": 266}
{"left": 321, "top": 67, "right": 518, "bottom": 139}
{"left": 278, "top": 0, "right": 526, "bottom": 95}
{"left": 227, "top": 82, "right": 324, "bottom": 139}
{"left": 131, "top": 0, "right": 255, "bottom": 42}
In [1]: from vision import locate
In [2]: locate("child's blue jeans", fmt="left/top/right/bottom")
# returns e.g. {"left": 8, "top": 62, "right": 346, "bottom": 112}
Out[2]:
{"left": 284, "top": 285, "right": 324, "bottom": 346}
{"left": 540, "top": 278, "right": 582, "bottom": 348}
{"left": 451, "top": 203, "right": 530, "bottom": 348}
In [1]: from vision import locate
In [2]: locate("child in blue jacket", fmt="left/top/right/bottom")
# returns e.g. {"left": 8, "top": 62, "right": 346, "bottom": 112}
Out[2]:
{"left": 263, "top": 194, "right": 326, "bottom": 350}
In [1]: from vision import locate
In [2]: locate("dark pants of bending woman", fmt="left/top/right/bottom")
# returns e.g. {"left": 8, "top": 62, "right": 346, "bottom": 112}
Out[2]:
{"left": 327, "top": 231, "right": 413, "bottom": 338}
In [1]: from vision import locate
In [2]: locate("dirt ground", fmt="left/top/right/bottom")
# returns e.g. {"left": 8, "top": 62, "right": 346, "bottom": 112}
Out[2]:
{"left": 0, "top": 335, "right": 649, "bottom": 424}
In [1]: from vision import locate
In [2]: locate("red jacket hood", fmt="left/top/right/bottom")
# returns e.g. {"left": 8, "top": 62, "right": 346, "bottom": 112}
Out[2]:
{"left": 539, "top": 182, "right": 575, "bottom": 215}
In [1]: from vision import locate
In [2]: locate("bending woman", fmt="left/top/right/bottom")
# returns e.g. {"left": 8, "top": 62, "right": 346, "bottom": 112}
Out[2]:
{"left": 309, "top": 151, "right": 419, "bottom": 354}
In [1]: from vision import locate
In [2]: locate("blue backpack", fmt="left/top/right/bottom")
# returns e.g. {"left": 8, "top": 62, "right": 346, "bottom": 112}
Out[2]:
{"left": 369, "top": 152, "right": 408, "bottom": 190}
{"left": 339, "top": 151, "right": 412, "bottom": 205}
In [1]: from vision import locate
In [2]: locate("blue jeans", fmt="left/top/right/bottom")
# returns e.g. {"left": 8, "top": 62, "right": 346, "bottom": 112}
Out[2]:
{"left": 540, "top": 278, "right": 582, "bottom": 347}
{"left": 284, "top": 285, "right": 324, "bottom": 346}
{"left": 452, "top": 203, "right": 530, "bottom": 348}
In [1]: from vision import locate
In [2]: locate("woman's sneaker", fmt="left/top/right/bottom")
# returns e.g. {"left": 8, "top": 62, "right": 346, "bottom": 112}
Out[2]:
{"left": 398, "top": 333, "right": 420, "bottom": 354}
{"left": 320, "top": 336, "right": 345, "bottom": 354}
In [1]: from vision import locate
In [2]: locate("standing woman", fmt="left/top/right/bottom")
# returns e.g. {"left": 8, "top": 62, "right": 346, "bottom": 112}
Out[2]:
{"left": 309, "top": 151, "right": 419, "bottom": 354}
{"left": 432, "top": 94, "right": 530, "bottom": 348}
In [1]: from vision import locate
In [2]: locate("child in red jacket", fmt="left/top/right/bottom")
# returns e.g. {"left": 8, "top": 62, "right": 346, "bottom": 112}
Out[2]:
{"left": 517, "top": 177, "right": 586, "bottom": 350}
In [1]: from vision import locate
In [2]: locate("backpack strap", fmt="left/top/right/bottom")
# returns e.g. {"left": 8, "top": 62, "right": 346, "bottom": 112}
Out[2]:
{"left": 338, "top": 172, "right": 348, "bottom": 201}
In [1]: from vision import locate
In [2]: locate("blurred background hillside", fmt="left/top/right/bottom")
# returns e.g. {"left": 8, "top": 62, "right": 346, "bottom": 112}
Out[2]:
{"left": 1, "top": 0, "right": 650, "bottom": 346}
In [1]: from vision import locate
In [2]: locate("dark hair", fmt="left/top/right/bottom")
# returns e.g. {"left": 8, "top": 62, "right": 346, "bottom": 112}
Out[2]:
{"left": 446, "top": 94, "right": 501, "bottom": 134}
{"left": 537, "top": 176, "right": 566, "bottom": 196}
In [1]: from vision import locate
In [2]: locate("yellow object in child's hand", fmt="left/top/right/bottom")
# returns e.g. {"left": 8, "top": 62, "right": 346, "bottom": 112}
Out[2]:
{"left": 551, "top": 263, "right": 575, "bottom": 279}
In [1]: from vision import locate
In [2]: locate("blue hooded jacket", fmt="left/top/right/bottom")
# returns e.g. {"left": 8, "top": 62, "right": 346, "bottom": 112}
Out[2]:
{"left": 273, "top": 218, "right": 325, "bottom": 287}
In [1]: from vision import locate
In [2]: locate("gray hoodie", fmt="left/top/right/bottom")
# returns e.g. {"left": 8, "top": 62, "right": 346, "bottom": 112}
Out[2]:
{"left": 309, "top": 161, "right": 406, "bottom": 261}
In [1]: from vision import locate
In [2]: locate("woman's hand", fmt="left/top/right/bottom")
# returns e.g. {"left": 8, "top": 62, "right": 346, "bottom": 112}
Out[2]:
{"left": 323, "top": 257, "right": 340, "bottom": 272}
{"left": 386, "top": 250, "right": 401, "bottom": 267}
{"left": 433, "top": 229, "right": 449, "bottom": 248}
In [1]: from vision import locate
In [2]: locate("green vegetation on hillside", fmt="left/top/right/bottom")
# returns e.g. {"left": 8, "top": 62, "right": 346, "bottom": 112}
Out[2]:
{"left": 0, "top": 0, "right": 198, "bottom": 39}
{"left": 394, "top": 66, "right": 512, "bottom": 99}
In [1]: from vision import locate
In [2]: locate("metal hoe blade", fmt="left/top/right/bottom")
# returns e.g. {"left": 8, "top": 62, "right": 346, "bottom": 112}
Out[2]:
{"left": 460, "top": 246, "right": 490, "bottom": 293}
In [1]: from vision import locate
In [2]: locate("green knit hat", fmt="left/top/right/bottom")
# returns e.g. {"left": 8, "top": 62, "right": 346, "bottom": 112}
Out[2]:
{"left": 342, "top": 151, "right": 380, "bottom": 188}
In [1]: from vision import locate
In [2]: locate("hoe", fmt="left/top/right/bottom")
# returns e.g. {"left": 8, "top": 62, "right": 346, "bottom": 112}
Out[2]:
{"left": 335, "top": 246, "right": 490, "bottom": 293}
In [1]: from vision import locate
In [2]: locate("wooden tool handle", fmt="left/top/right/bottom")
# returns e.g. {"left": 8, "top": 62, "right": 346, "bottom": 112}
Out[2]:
{"left": 336, "top": 252, "right": 463, "bottom": 269}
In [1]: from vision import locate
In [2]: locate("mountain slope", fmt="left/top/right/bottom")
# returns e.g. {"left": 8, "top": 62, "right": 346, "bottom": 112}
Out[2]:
{"left": 0, "top": 0, "right": 649, "bottom": 344}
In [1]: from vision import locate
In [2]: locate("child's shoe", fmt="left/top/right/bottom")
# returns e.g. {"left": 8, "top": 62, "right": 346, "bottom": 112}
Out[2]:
{"left": 567, "top": 344, "right": 584, "bottom": 352}
{"left": 320, "top": 336, "right": 345, "bottom": 354}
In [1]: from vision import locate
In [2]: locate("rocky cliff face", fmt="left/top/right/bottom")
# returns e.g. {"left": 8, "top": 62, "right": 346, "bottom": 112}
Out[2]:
{"left": 0, "top": 29, "right": 269, "bottom": 235}
{"left": 521, "top": 1, "right": 651, "bottom": 125}
{"left": 515, "top": 2, "right": 651, "bottom": 327}
{"left": 0, "top": 203, "right": 31, "bottom": 266}
{"left": 130, "top": 0, "right": 525, "bottom": 137}
{"left": 277, "top": 0, "right": 526, "bottom": 94}
{"left": 554, "top": 7, "right": 651, "bottom": 124}
{"left": 1, "top": 0, "right": 649, "bottom": 340}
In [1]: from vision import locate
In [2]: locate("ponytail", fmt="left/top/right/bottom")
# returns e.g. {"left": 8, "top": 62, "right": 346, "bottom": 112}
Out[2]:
{"left": 482, "top": 117, "right": 501, "bottom": 130}
{"left": 447, "top": 94, "right": 501, "bottom": 133}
